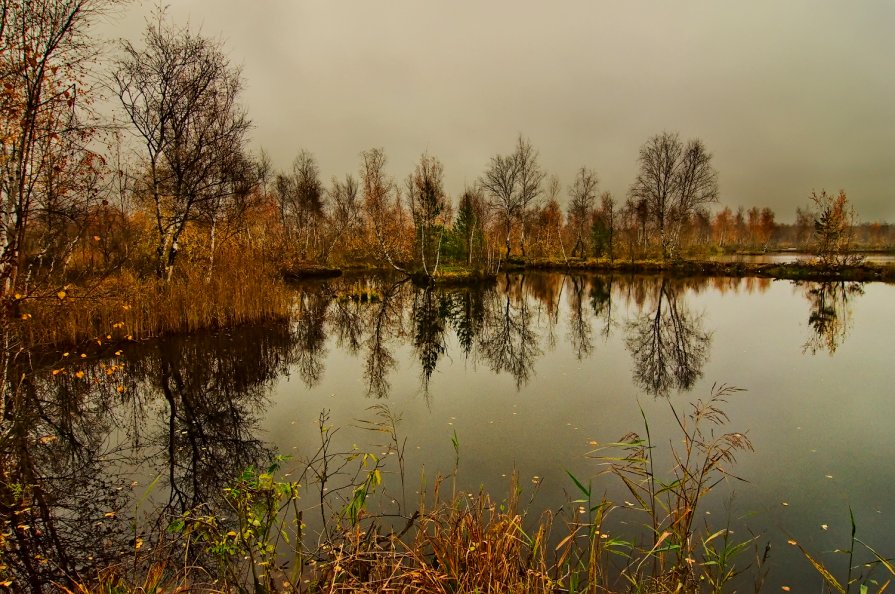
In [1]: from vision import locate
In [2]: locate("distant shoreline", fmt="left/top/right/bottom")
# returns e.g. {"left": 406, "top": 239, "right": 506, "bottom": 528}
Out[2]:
{"left": 515, "top": 257, "right": 895, "bottom": 283}
{"left": 283, "top": 258, "right": 895, "bottom": 285}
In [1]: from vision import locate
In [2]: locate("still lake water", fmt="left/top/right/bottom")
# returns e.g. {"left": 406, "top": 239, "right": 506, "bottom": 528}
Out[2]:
{"left": 8, "top": 272, "right": 895, "bottom": 590}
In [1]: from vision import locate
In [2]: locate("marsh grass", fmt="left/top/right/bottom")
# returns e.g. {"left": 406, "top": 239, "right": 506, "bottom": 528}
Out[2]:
{"left": 11, "top": 264, "right": 294, "bottom": 349}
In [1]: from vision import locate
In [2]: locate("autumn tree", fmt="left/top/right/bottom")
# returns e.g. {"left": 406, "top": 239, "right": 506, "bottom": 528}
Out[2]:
{"left": 0, "top": 0, "right": 114, "bottom": 294}
{"left": 453, "top": 186, "right": 487, "bottom": 267}
{"left": 405, "top": 153, "right": 449, "bottom": 277}
{"left": 114, "top": 10, "right": 252, "bottom": 280}
{"left": 360, "top": 148, "right": 409, "bottom": 272}
{"left": 711, "top": 207, "right": 734, "bottom": 248}
{"left": 629, "top": 132, "right": 719, "bottom": 258}
{"left": 810, "top": 190, "right": 860, "bottom": 266}
{"left": 757, "top": 207, "right": 776, "bottom": 250}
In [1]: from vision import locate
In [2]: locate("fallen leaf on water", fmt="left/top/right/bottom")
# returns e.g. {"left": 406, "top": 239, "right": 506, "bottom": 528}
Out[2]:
{"left": 821, "top": 524, "right": 828, "bottom": 530}
{"left": 787, "top": 539, "right": 798, "bottom": 546}
{"left": 781, "top": 587, "right": 791, "bottom": 592}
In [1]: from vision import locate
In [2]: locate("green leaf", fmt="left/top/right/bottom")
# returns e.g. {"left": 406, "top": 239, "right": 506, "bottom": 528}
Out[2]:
{"left": 566, "top": 470, "right": 591, "bottom": 498}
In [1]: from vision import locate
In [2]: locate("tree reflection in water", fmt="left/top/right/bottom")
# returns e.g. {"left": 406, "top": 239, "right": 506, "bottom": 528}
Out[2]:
{"left": 801, "top": 281, "right": 863, "bottom": 355}
{"left": 624, "top": 277, "right": 712, "bottom": 397}
{"left": 0, "top": 321, "right": 296, "bottom": 591}
{"left": 478, "top": 275, "right": 542, "bottom": 389}
{"left": 412, "top": 287, "right": 450, "bottom": 392}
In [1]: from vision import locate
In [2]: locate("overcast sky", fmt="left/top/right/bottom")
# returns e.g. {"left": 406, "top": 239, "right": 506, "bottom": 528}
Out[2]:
{"left": 98, "top": 1, "right": 895, "bottom": 222}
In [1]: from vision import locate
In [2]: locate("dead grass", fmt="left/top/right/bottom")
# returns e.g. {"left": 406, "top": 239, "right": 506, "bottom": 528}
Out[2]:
{"left": 12, "top": 264, "right": 294, "bottom": 349}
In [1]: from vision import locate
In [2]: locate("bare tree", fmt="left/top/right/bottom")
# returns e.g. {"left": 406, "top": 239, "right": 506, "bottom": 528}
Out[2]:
{"left": 324, "top": 173, "right": 360, "bottom": 261}
{"left": 629, "top": 132, "right": 718, "bottom": 258}
{"left": 479, "top": 135, "right": 544, "bottom": 258}
{"left": 567, "top": 167, "right": 599, "bottom": 257}
{"left": 479, "top": 151, "right": 518, "bottom": 258}
{"left": 513, "top": 136, "right": 545, "bottom": 256}
{"left": 596, "top": 191, "right": 616, "bottom": 259}
{"left": 275, "top": 150, "right": 325, "bottom": 258}
{"left": 114, "top": 9, "right": 251, "bottom": 280}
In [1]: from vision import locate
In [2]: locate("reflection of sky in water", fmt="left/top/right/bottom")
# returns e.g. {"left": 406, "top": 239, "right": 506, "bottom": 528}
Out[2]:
{"left": 267, "top": 275, "right": 895, "bottom": 590}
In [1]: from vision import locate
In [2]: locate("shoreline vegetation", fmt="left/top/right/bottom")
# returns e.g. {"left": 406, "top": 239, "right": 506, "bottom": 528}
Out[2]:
{"left": 284, "top": 254, "right": 895, "bottom": 287}
{"left": 56, "top": 389, "right": 891, "bottom": 594}
{"left": 15, "top": 253, "right": 891, "bottom": 353}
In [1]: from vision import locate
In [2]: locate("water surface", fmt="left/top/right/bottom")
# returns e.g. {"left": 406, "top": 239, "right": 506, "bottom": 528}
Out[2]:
{"left": 5, "top": 272, "right": 894, "bottom": 591}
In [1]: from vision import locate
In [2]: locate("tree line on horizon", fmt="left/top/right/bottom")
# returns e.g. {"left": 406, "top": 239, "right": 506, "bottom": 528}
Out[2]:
{"left": 2, "top": 0, "right": 893, "bottom": 306}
